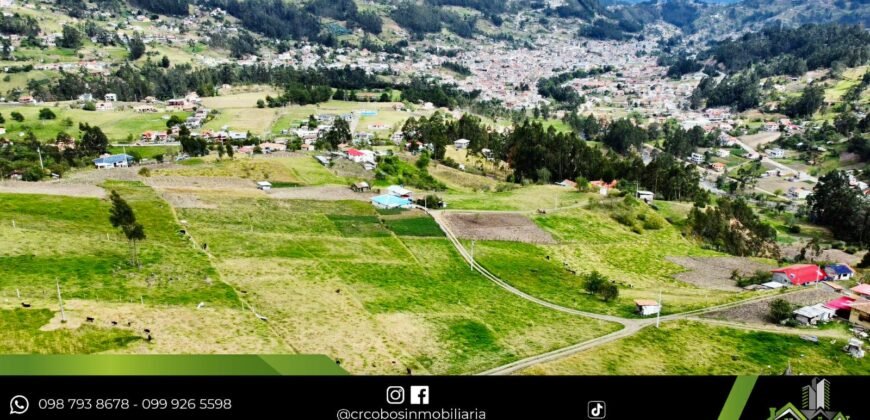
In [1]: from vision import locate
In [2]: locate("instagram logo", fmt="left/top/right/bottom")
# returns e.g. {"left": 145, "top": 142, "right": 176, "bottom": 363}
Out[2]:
{"left": 386, "top": 386, "right": 405, "bottom": 405}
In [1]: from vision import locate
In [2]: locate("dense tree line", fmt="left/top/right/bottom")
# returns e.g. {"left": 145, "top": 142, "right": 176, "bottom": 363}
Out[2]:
{"left": 687, "top": 197, "right": 779, "bottom": 258}
{"left": 706, "top": 24, "right": 870, "bottom": 74}
{"left": 808, "top": 171, "right": 870, "bottom": 246}
{"left": 306, "top": 0, "right": 383, "bottom": 35}
{"left": 34, "top": 62, "right": 388, "bottom": 103}
{"left": 390, "top": 1, "right": 477, "bottom": 39}
{"left": 130, "top": 0, "right": 190, "bottom": 15}
{"left": 578, "top": 19, "right": 638, "bottom": 41}
{"left": 203, "top": 0, "right": 323, "bottom": 41}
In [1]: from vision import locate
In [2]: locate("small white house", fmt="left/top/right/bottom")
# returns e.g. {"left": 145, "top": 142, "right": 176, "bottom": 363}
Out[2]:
{"left": 635, "top": 299, "right": 661, "bottom": 316}
{"left": 256, "top": 181, "right": 272, "bottom": 191}
{"left": 454, "top": 139, "right": 470, "bottom": 149}
{"left": 104, "top": 93, "right": 118, "bottom": 102}
{"left": 689, "top": 153, "right": 704, "bottom": 164}
{"left": 768, "top": 148, "right": 786, "bottom": 159}
{"left": 637, "top": 190, "right": 654, "bottom": 203}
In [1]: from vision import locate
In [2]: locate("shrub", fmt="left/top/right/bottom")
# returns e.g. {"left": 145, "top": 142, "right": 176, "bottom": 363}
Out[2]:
{"left": 138, "top": 167, "right": 151, "bottom": 177}
{"left": 858, "top": 251, "right": 870, "bottom": 269}
{"left": 768, "top": 298, "right": 793, "bottom": 324}
{"left": 38, "top": 108, "right": 56, "bottom": 120}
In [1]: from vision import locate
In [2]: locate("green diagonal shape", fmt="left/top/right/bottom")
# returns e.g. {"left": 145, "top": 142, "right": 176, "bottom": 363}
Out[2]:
{"left": 719, "top": 376, "right": 758, "bottom": 420}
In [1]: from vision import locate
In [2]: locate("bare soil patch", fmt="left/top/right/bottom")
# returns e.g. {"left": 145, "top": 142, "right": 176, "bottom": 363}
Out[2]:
{"left": 160, "top": 191, "right": 218, "bottom": 209}
{"left": 144, "top": 176, "right": 257, "bottom": 191}
{"left": 0, "top": 180, "right": 105, "bottom": 198}
{"left": 668, "top": 256, "right": 776, "bottom": 291}
{"left": 267, "top": 185, "right": 374, "bottom": 201}
{"left": 444, "top": 212, "right": 556, "bottom": 244}
{"left": 701, "top": 288, "right": 841, "bottom": 324}
{"left": 780, "top": 245, "right": 864, "bottom": 266}
{"left": 740, "top": 131, "right": 781, "bottom": 149}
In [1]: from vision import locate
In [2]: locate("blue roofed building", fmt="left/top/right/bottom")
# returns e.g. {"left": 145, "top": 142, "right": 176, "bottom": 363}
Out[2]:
{"left": 825, "top": 264, "right": 855, "bottom": 281}
{"left": 371, "top": 194, "right": 412, "bottom": 210}
{"left": 92, "top": 154, "right": 134, "bottom": 169}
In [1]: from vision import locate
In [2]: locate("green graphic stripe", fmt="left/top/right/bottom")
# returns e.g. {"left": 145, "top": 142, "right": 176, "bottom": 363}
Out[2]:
{"left": 718, "top": 376, "right": 758, "bottom": 420}
{"left": 0, "top": 355, "right": 348, "bottom": 376}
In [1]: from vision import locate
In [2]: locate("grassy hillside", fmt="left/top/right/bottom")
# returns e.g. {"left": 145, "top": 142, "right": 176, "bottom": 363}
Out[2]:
{"left": 520, "top": 320, "right": 870, "bottom": 375}
{"left": 176, "top": 195, "right": 620, "bottom": 374}
{"left": 472, "top": 200, "right": 751, "bottom": 317}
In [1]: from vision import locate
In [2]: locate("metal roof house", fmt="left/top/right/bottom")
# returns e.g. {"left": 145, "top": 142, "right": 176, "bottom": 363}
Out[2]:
{"left": 371, "top": 194, "right": 412, "bottom": 210}
{"left": 92, "top": 154, "right": 133, "bottom": 169}
{"left": 793, "top": 304, "right": 835, "bottom": 325}
{"left": 387, "top": 185, "right": 412, "bottom": 198}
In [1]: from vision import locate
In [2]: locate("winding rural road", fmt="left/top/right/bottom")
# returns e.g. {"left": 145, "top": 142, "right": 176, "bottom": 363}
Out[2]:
{"left": 424, "top": 208, "right": 812, "bottom": 375}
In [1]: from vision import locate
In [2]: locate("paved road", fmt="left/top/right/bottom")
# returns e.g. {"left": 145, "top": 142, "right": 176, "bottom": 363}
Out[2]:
{"left": 423, "top": 207, "right": 810, "bottom": 375}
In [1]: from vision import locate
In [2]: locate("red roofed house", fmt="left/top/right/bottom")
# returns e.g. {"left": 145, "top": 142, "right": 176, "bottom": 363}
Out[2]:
{"left": 851, "top": 284, "right": 870, "bottom": 299}
{"left": 346, "top": 148, "right": 366, "bottom": 163}
{"left": 771, "top": 264, "right": 826, "bottom": 286}
{"left": 824, "top": 296, "right": 856, "bottom": 318}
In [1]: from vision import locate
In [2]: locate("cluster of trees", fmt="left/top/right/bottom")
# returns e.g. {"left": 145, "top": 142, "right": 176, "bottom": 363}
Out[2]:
{"left": 401, "top": 113, "right": 499, "bottom": 161}
{"left": 661, "top": 124, "right": 716, "bottom": 158}
{"left": 781, "top": 84, "right": 825, "bottom": 118}
{"left": 178, "top": 126, "right": 210, "bottom": 157}
{"left": 390, "top": 2, "right": 477, "bottom": 39}
{"left": 687, "top": 197, "right": 779, "bottom": 258}
{"left": 59, "top": 24, "right": 83, "bottom": 49}
{"left": 130, "top": 0, "right": 189, "bottom": 15}
{"left": 807, "top": 171, "right": 870, "bottom": 246}
{"left": 400, "top": 77, "right": 479, "bottom": 109}
{"left": 583, "top": 271, "right": 619, "bottom": 302}
{"left": 316, "top": 118, "right": 351, "bottom": 150}
{"left": 562, "top": 112, "right": 602, "bottom": 140}
{"left": 690, "top": 73, "right": 760, "bottom": 111}
{"left": 441, "top": 61, "right": 472, "bottom": 77}
{"left": 0, "top": 123, "right": 109, "bottom": 181}
{"left": 374, "top": 153, "right": 446, "bottom": 191}
{"left": 503, "top": 120, "right": 702, "bottom": 201}
{"left": 0, "top": 13, "right": 40, "bottom": 37}
{"left": 536, "top": 66, "right": 611, "bottom": 106}
{"left": 307, "top": 0, "right": 383, "bottom": 34}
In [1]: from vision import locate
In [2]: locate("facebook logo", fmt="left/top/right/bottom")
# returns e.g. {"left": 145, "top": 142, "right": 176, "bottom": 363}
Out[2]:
{"left": 410, "top": 386, "right": 429, "bottom": 405}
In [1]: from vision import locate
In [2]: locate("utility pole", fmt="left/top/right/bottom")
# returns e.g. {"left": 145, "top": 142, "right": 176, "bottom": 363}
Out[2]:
{"left": 656, "top": 290, "right": 662, "bottom": 329}
{"left": 56, "top": 280, "right": 66, "bottom": 323}
{"left": 470, "top": 240, "right": 475, "bottom": 272}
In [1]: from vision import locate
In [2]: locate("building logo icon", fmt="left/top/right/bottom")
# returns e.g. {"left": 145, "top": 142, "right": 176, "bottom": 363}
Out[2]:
{"left": 768, "top": 378, "right": 850, "bottom": 420}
